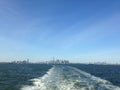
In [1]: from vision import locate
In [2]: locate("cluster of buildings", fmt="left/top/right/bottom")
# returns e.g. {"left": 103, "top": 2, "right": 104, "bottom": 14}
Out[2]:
{"left": 11, "top": 58, "right": 70, "bottom": 65}
{"left": 11, "top": 59, "right": 29, "bottom": 64}
{"left": 41, "top": 59, "right": 70, "bottom": 64}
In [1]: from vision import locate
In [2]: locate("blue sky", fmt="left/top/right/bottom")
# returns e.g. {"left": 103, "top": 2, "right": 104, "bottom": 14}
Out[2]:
{"left": 0, "top": 0, "right": 120, "bottom": 63}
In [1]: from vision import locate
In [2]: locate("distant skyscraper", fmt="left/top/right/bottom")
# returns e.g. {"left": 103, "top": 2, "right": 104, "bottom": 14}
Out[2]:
{"left": 27, "top": 58, "right": 29, "bottom": 63}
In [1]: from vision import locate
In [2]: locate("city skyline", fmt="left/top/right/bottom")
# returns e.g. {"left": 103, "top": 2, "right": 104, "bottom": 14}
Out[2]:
{"left": 0, "top": 0, "right": 120, "bottom": 63}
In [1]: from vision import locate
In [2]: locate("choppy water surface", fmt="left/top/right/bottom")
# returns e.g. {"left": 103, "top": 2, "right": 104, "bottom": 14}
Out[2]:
{"left": 0, "top": 64, "right": 120, "bottom": 90}
{"left": 21, "top": 65, "right": 120, "bottom": 90}
{"left": 0, "top": 64, "right": 52, "bottom": 90}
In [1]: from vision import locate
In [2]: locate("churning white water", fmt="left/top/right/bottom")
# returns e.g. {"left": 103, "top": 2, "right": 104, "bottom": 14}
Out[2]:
{"left": 21, "top": 65, "right": 120, "bottom": 90}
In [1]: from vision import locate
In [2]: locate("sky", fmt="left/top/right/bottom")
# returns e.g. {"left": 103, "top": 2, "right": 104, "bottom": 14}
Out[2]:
{"left": 0, "top": 0, "right": 120, "bottom": 63}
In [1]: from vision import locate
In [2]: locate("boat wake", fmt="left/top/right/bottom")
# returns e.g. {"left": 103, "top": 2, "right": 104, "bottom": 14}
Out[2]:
{"left": 21, "top": 65, "right": 120, "bottom": 90}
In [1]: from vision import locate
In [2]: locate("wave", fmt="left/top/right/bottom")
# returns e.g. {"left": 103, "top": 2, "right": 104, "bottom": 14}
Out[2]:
{"left": 21, "top": 65, "right": 120, "bottom": 90}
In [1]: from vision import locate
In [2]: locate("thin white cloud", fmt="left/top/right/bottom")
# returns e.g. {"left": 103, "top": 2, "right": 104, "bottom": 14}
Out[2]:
{"left": 53, "top": 13, "right": 120, "bottom": 50}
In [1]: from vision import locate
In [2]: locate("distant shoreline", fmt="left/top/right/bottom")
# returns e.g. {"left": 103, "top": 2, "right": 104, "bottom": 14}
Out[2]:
{"left": 0, "top": 62, "right": 120, "bottom": 66}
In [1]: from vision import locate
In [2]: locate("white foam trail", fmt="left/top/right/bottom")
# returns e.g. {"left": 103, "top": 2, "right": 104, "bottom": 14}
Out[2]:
{"left": 21, "top": 65, "right": 120, "bottom": 90}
